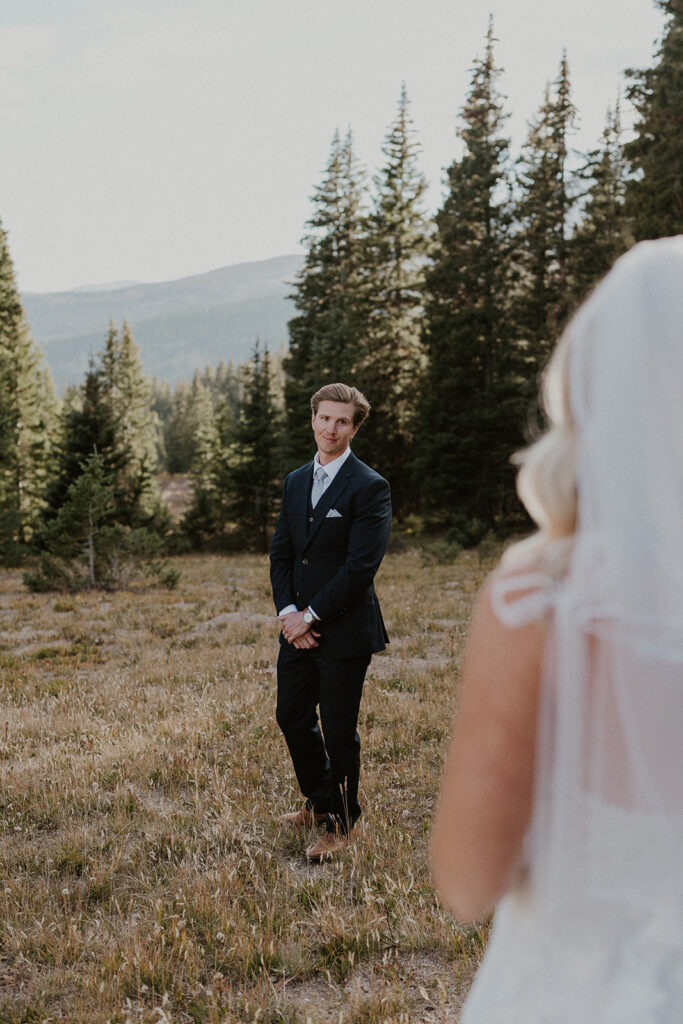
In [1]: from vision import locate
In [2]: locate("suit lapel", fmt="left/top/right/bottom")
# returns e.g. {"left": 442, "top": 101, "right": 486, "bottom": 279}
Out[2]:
{"left": 291, "top": 461, "right": 314, "bottom": 548}
{"left": 304, "top": 453, "right": 358, "bottom": 547}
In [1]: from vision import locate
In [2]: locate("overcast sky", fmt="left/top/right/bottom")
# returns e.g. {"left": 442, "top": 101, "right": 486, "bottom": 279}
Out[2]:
{"left": 1, "top": 0, "right": 666, "bottom": 294}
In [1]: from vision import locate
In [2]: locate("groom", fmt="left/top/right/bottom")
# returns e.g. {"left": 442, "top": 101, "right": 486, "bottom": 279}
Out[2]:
{"left": 270, "top": 383, "right": 392, "bottom": 861}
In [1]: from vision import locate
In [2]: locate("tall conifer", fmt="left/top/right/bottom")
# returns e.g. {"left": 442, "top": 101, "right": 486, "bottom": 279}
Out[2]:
{"left": 225, "top": 344, "right": 282, "bottom": 552}
{"left": 100, "top": 321, "right": 160, "bottom": 521}
{"left": 624, "top": 0, "right": 683, "bottom": 238}
{"left": 284, "top": 131, "right": 368, "bottom": 465}
{"left": 571, "top": 104, "right": 629, "bottom": 303}
{"left": 45, "top": 363, "right": 129, "bottom": 523}
{"left": 180, "top": 384, "right": 225, "bottom": 548}
{"left": 515, "top": 55, "right": 578, "bottom": 371}
{"left": 181, "top": 345, "right": 281, "bottom": 551}
{"left": 212, "top": 360, "right": 240, "bottom": 411}
{"left": 358, "top": 85, "right": 430, "bottom": 515}
{"left": 45, "top": 325, "right": 165, "bottom": 533}
{"left": 416, "top": 21, "right": 522, "bottom": 534}
{"left": 0, "top": 219, "right": 58, "bottom": 557}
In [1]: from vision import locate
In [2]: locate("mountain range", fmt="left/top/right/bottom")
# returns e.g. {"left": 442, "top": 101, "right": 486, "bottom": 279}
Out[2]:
{"left": 21, "top": 254, "right": 303, "bottom": 391}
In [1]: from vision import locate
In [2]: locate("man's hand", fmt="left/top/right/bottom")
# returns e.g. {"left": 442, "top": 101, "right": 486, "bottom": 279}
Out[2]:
{"left": 292, "top": 629, "right": 320, "bottom": 649}
{"left": 279, "top": 610, "right": 320, "bottom": 647}
{"left": 279, "top": 610, "right": 308, "bottom": 642}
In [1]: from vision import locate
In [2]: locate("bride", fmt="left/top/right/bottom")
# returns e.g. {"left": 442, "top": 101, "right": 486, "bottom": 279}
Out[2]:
{"left": 431, "top": 236, "right": 683, "bottom": 1022}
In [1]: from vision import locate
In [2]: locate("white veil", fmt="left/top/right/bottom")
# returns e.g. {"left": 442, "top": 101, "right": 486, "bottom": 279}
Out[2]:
{"left": 511, "top": 238, "right": 683, "bottom": 921}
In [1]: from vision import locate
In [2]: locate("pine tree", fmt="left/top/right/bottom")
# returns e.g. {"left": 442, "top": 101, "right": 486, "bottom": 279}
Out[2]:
{"left": 225, "top": 344, "right": 282, "bottom": 552}
{"left": 180, "top": 384, "right": 225, "bottom": 548}
{"left": 284, "top": 130, "right": 368, "bottom": 465}
{"left": 189, "top": 386, "right": 221, "bottom": 498}
{"left": 35, "top": 347, "right": 178, "bottom": 590}
{"left": 203, "top": 360, "right": 238, "bottom": 410}
{"left": 163, "top": 381, "right": 192, "bottom": 474}
{"left": 45, "top": 363, "right": 130, "bottom": 523}
{"left": 357, "top": 85, "right": 430, "bottom": 515}
{"left": 26, "top": 451, "right": 178, "bottom": 593}
{"left": 0, "top": 219, "right": 59, "bottom": 558}
{"left": 27, "top": 452, "right": 114, "bottom": 590}
{"left": 211, "top": 360, "right": 240, "bottom": 412}
{"left": 416, "top": 21, "right": 523, "bottom": 535}
{"left": 183, "top": 345, "right": 282, "bottom": 552}
{"left": 624, "top": 0, "right": 683, "bottom": 238}
{"left": 515, "top": 54, "right": 578, "bottom": 372}
{"left": 163, "top": 373, "right": 212, "bottom": 474}
{"left": 571, "top": 103, "right": 629, "bottom": 303}
{"left": 12, "top": 329, "right": 59, "bottom": 542}
{"left": 100, "top": 320, "right": 161, "bottom": 523}
{"left": 152, "top": 364, "right": 241, "bottom": 477}
{"left": 0, "top": 347, "right": 20, "bottom": 556}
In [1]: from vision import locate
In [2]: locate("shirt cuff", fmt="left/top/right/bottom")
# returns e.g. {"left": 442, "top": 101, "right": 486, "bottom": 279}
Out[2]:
{"left": 278, "top": 604, "right": 320, "bottom": 620}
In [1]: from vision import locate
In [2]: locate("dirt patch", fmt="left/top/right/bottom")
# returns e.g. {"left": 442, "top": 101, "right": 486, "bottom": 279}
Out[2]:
{"left": 281, "top": 950, "right": 472, "bottom": 1022}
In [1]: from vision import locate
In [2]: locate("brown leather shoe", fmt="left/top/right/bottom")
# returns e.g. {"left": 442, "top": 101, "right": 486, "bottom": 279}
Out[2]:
{"left": 279, "top": 808, "right": 327, "bottom": 830}
{"left": 305, "top": 832, "right": 349, "bottom": 861}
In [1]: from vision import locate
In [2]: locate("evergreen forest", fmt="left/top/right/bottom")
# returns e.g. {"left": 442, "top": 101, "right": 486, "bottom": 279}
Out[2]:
{"left": 0, "top": 4, "right": 681, "bottom": 582}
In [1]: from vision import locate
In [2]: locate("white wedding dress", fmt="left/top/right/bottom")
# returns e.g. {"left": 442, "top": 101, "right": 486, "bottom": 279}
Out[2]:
{"left": 458, "top": 239, "right": 683, "bottom": 1023}
{"left": 461, "top": 805, "right": 683, "bottom": 1023}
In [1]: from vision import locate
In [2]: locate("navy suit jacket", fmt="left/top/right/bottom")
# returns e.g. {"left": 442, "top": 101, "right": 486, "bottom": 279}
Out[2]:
{"left": 270, "top": 451, "right": 391, "bottom": 658}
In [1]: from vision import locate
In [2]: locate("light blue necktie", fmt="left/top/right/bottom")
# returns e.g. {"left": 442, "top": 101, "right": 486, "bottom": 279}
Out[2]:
{"left": 311, "top": 465, "right": 328, "bottom": 508}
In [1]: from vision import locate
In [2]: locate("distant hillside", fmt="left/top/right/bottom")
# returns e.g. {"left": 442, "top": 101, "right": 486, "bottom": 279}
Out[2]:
{"left": 22, "top": 255, "right": 302, "bottom": 390}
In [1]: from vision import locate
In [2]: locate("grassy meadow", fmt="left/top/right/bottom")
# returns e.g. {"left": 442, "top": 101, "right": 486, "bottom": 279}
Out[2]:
{"left": 0, "top": 546, "right": 499, "bottom": 1023}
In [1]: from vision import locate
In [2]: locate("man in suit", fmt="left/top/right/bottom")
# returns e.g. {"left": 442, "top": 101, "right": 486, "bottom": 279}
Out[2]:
{"left": 270, "top": 382, "right": 392, "bottom": 861}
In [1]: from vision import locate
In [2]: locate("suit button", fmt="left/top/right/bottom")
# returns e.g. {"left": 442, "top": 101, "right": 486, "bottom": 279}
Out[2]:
{"left": 302, "top": 558, "right": 308, "bottom": 565}
{"left": 309, "top": 516, "right": 314, "bottom": 522}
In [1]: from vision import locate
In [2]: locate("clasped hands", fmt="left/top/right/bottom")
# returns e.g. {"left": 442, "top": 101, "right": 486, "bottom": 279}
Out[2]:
{"left": 279, "top": 610, "right": 320, "bottom": 649}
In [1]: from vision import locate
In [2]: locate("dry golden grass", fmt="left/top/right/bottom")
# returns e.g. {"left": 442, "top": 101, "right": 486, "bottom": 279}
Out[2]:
{"left": 0, "top": 546, "right": 498, "bottom": 1023}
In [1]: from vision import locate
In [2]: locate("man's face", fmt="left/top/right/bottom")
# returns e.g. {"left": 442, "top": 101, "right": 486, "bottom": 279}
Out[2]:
{"left": 311, "top": 400, "right": 359, "bottom": 463}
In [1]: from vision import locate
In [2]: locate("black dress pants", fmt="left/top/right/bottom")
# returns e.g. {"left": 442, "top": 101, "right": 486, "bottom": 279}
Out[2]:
{"left": 276, "top": 643, "right": 371, "bottom": 834}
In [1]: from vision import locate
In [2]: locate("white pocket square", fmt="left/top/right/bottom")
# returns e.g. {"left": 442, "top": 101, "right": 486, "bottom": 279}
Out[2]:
{"left": 326, "top": 508, "right": 343, "bottom": 518}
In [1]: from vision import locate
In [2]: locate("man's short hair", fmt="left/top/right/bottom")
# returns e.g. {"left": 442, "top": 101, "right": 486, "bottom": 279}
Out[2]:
{"left": 310, "top": 383, "right": 371, "bottom": 427}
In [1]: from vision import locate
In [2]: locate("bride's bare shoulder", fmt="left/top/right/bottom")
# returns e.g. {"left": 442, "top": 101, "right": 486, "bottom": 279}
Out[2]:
{"left": 462, "top": 568, "right": 549, "bottom": 693}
